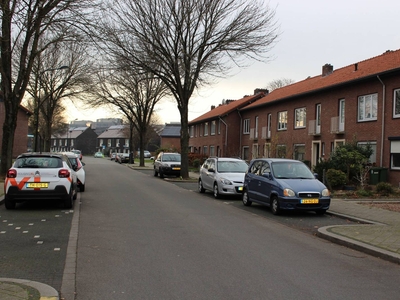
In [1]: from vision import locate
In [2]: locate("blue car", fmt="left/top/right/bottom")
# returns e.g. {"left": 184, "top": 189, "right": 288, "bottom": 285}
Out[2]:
{"left": 243, "top": 158, "right": 330, "bottom": 215}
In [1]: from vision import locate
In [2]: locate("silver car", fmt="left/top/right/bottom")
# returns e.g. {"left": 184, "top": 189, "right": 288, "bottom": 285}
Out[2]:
{"left": 198, "top": 157, "right": 248, "bottom": 198}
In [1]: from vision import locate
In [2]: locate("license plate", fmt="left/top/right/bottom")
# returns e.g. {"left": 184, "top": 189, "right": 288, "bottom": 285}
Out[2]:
{"left": 301, "top": 198, "right": 319, "bottom": 204}
{"left": 27, "top": 182, "right": 49, "bottom": 188}
{"left": 172, "top": 167, "right": 180, "bottom": 170}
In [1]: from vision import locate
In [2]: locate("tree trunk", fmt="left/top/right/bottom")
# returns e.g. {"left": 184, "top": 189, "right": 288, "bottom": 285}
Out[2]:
{"left": 179, "top": 105, "right": 189, "bottom": 179}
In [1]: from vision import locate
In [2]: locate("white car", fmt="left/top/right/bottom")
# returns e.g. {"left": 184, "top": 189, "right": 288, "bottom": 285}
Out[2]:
{"left": 198, "top": 157, "right": 248, "bottom": 198}
{"left": 62, "top": 152, "right": 86, "bottom": 192}
{"left": 4, "top": 152, "right": 78, "bottom": 209}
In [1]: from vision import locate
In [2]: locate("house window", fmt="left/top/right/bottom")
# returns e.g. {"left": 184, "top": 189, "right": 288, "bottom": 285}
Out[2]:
{"left": 210, "top": 146, "right": 215, "bottom": 156}
{"left": 394, "top": 88, "right": 400, "bottom": 118}
{"left": 390, "top": 140, "right": 400, "bottom": 170}
{"left": 358, "top": 93, "right": 377, "bottom": 121}
{"left": 243, "top": 119, "right": 250, "bottom": 134}
{"left": 100, "top": 139, "right": 103, "bottom": 146}
{"left": 204, "top": 122, "right": 209, "bottom": 136}
{"left": 358, "top": 142, "right": 377, "bottom": 164}
{"left": 210, "top": 121, "right": 216, "bottom": 135}
{"left": 53, "top": 140, "right": 56, "bottom": 146}
{"left": 255, "top": 116, "right": 259, "bottom": 139}
{"left": 294, "top": 144, "right": 305, "bottom": 161}
{"left": 277, "top": 144, "right": 286, "bottom": 158}
{"left": 125, "top": 139, "right": 129, "bottom": 147}
{"left": 278, "top": 111, "right": 287, "bottom": 130}
{"left": 190, "top": 126, "right": 194, "bottom": 137}
{"left": 339, "top": 99, "right": 345, "bottom": 131}
{"left": 295, "top": 107, "right": 306, "bottom": 128}
{"left": 203, "top": 146, "right": 208, "bottom": 154}
{"left": 64, "top": 139, "right": 68, "bottom": 146}
{"left": 267, "top": 114, "right": 271, "bottom": 138}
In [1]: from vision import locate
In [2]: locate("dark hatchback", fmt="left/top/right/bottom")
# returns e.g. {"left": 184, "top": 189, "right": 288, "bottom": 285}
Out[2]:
{"left": 243, "top": 158, "right": 331, "bottom": 215}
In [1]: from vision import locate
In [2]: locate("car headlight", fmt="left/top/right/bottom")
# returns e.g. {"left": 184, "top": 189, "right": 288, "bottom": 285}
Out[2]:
{"left": 283, "top": 188, "right": 295, "bottom": 197}
{"left": 322, "top": 189, "right": 330, "bottom": 197}
{"left": 219, "top": 178, "right": 232, "bottom": 185}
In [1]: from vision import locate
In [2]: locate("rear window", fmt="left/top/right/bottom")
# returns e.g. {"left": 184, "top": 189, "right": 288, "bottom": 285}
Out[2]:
{"left": 14, "top": 157, "right": 62, "bottom": 168}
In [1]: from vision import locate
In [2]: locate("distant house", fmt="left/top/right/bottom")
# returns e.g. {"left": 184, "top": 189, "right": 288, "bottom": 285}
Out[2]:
{"left": 188, "top": 89, "right": 267, "bottom": 157}
{"left": 96, "top": 125, "right": 129, "bottom": 156}
{"left": 159, "top": 122, "right": 181, "bottom": 152}
{"left": 0, "top": 101, "right": 32, "bottom": 157}
{"left": 51, "top": 127, "right": 98, "bottom": 156}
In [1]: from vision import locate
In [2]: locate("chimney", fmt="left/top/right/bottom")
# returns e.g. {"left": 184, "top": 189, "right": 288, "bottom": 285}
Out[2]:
{"left": 211, "top": 105, "right": 215, "bottom": 110}
{"left": 354, "top": 63, "right": 358, "bottom": 71}
{"left": 322, "top": 64, "right": 333, "bottom": 76}
{"left": 254, "top": 88, "right": 269, "bottom": 95}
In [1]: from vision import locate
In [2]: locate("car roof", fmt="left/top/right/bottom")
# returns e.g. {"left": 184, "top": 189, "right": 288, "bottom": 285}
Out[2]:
{"left": 250, "top": 158, "right": 302, "bottom": 163}
{"left": 17, "top": 152, "right": 65, "bottom": 159}
{"left": 209, "top": 157, "right": 245, "bottom": 162}
{"left": 60, "top": 152, "right": 79, "bottom": 158}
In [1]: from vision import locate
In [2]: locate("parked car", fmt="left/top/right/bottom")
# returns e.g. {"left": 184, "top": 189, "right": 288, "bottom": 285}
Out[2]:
{"left": 116, "top": 152, "right": 130, "bottom": 163}
{"left": 71, "top": 149, "right": 83, "bottom": 160}
{"left": 62, "top": 152, "right": 86, "bottom": 192}
{"left": 153, "top": 152, "right": 181, "bottom": 178}
{"left": 242, "top": 158, "right": 331, "bottom": 215}
{"left": 110, "top": 152, "right": 117, "bottom": 160}
{"left": 94, "top": 152, "right": 104, "bottom": 158}
{"left": 198, "top": 157, "right": 248, "bottom": 198}
{"left": 136, "top": 150, "right": 151, "bottom": 158}
{"left": 4, "top": 152, "right": 78, "bottom": 209}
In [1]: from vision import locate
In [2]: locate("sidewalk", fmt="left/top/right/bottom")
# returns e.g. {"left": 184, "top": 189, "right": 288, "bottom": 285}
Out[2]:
{"left": 0, "top": 164, "right": 399, "bottom": 299}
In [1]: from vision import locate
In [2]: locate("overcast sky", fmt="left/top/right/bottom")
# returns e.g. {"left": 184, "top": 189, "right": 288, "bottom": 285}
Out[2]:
{"left": 67, "top": 0, "right": 400, "bottom": 124}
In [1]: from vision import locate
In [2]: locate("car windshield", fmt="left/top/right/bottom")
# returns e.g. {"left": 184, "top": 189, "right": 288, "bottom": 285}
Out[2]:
{"left": 217, "top": 160, "right": 248, "bottom": 173}
{"left": 14, "top": 157, "right": 62, "bottom": 168}
{"left": 271, "top": 162, "right": 314, "bottom": 179}
{"left": 162, "top": 154, "right": 181, "bottom": 162}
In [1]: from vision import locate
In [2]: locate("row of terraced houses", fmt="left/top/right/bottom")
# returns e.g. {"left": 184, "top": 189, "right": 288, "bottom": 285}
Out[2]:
{"left": 188, "top": 49, "right": 400, "bottom": 186}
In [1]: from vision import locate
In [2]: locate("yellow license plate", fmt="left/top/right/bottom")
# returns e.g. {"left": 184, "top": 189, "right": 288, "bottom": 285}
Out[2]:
{"left": 27, "top": 182, "right": 49, "bottom": 188}
{"left": 172, "top": 168, "right": 180, "bottom": 170}
{"left": 301, "top": 199, "right": 319, "bottom": 204}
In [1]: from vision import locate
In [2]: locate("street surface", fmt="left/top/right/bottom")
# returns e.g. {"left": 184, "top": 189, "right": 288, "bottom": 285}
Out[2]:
{"left": 76, "top": 158, "right": 400, "bottom": 299}
{"left": 1, "top": 157, "right": 400, "bottom": 300}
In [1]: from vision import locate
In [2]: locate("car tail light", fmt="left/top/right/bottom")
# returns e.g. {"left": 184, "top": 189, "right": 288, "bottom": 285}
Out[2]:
{"left": 59, "top": 169, "right": 70, "bottom": 178}
{"left": 7, "top": 169, "right": 17, "bottom": 178}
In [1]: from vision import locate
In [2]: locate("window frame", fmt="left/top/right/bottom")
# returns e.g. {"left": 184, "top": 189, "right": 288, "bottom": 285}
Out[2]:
{"left": 393, "top": 88, "right": 400, "bottom": 118}
{"left": 294, "top": 107, "right": 306, "bottom": 129}
{"left": 358, "top": 93, "right": 378, "bottom": 122}
{"left": 278, "top": 111, "right": 287, "bottom": 131}
{"left": 243, "top": 119, "right": 250, "bottom": 134}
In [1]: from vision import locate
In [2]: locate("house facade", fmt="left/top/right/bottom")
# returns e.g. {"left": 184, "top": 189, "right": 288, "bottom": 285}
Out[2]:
{"left": 189, "top": 49, "right": 400, "bottom": 186}
{"left": 51, "top": 126, "right": 98, "bottom": 156}
{"left": 0, "top": 102, "right": 32, "bottom": 157}
{"left": 96, "top": 125, "right": 130, "bottom": 156}
{"left": 159, "top": 122, "right": 182, "bottom": 152}
{"left": 188, "top": 90, "right": 267, "bottom": 157}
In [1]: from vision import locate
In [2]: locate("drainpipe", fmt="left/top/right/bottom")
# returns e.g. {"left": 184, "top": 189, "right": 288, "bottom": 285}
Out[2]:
{"left": 219, "top": 117, "right": 228, "bottom": 156}
{"left": 237, "top": 110, "right": 243, "bottom": 157}
{"left": 377, "top": 75, "right": 385, "bottom": 167}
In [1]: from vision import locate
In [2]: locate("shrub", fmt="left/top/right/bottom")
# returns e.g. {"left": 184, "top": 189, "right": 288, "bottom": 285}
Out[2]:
{"left": 375, "top": 182, "right": 394, "bottom": 196}
{"left": 326, "top": 169, "right": 347, "bottom": 189}
{"left": 357, "top": 189, "right": 373, "bottom": 197}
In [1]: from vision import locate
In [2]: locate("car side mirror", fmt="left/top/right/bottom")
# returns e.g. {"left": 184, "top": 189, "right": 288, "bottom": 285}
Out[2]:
{"left": 314, "top": 173, "right": 319, "bottom": 179}
{"left": 261, "top": 172, "right": 272, "bottom": 179}
{"left": 208, "top": 168, "right": 215, "bottom": 173}
{"left": 82, "top": 162, "right": 86, "bottom": 166}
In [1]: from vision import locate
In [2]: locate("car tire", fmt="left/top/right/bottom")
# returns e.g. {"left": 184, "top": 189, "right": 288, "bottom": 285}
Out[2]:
{"left": 270, "top": 196, "right": 280, "bottom": 215}
{"left": 159, "top": 169, "right": 164, "bottom": 179}
{"left": 213, "top": 183, "right": 220, "bottom": 199}
{"left": 64, "top": 189, "right": 73, "bottom": 209}
{"left": 315, "top": 209, "right": 326, "bottom": 215}
{"left": 4, "top": 196, "right": 16, "bottom": 210}
{"left": 242, "top": 190, "right": 252, "bottom": 206}
{"left": 80, "top": 184, "right": 85, "bottom": 192}
{"left": 198, "top": 179, "right": 205, "bottom": 193}
{"left": 154, "top": 168, "right": 158, "bottom": 177}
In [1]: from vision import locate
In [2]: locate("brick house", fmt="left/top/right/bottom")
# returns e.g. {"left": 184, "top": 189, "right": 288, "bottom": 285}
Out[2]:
{"left": 0, "top": 102, "right": 32, "bottom": 157}
{"left": 51, "top": 126, "right": 98, "bottom": 156}
{"left": 96, "top": 125, "right": 130, "bottom": 157}
{"left": 188, "top": 90, "right": 267, "bottom": 157}
{"left": 159, "top": 123, "right": 181, "bottom": 152}
{"left": 239, "top": 49, "right": 400, "bottom": 186}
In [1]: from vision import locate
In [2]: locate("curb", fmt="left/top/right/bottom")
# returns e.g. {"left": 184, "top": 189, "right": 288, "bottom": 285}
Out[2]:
{"left": 0, "top": 278, "right": 59, "bottom": 299}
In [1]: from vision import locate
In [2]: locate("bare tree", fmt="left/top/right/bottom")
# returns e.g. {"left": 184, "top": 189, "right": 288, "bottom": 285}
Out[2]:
{"left": 0, "top": 0, "right": 96, "bottom": 176}
{"left": 266, "top": 78, "right": 295, "bottom": 92}
{"left": 25, "top": 38, "right": 95, "bottom": 151}
{"left": 98, "top": 0, "right": 279, "bottom": 178}
{"left": 92, "top": 66, "right": 169, "bottom": 166}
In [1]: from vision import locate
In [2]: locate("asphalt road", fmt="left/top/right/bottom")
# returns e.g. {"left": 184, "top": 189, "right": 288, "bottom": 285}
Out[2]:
{"left": 75, "top": 158, "right": 400, "bottom": 300}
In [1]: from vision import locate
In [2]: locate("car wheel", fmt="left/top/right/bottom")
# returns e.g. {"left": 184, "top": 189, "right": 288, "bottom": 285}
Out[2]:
{"left": 64, "top": 189, "right": 73, "bottom": 209}
{"left": 153, "top": 167, "right": 158, "bottom": 177}
{"left": 198, "top": 179, "right": 205, "bottom": 193}
{"left": 242, "top": 190, "right": 252, "bottom": 206}
{"left": 73, "top": 184, "right": 78, "bottom": 200}
{"left": 270, "top": 196, "right": 280, "bottom": 215}
{"left": 159, "top": 169, "right": 164, "bottom": 179}
{"left": 4, "top": 196, "right": 16, "bottom": 210}
{"left": 315, "top": 209, "right": 326, "bottom": 215}
{"left": 213, "top": 183, "right": 220, "bottom": 199}
{"left": 80, "top": 184, "right": 85, "bottom": 192}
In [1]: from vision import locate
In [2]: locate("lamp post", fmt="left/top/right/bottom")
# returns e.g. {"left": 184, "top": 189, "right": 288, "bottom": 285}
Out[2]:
{"left": 34, "top": 65, "right": 69, "bottom": 152}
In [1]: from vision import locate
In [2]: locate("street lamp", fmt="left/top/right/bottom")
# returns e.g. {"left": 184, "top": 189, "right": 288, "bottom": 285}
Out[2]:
{"left": 34, "top": 65, "right": 69, "bottom": 152}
